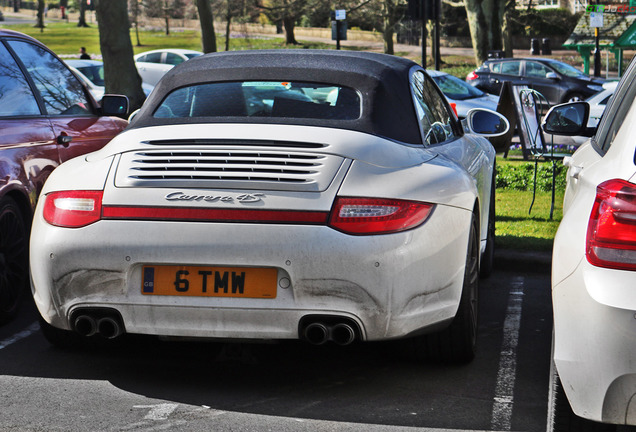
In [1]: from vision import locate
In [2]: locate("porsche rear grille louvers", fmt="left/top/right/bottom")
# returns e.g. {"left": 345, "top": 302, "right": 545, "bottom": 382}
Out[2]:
{"left": 115, "top": 149, "right": 345, "bottom": 192}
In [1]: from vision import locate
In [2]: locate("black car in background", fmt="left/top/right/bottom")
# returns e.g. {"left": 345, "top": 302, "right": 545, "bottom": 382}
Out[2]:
{"left": 466, "top": 57, "right": 605, "bottom": 105}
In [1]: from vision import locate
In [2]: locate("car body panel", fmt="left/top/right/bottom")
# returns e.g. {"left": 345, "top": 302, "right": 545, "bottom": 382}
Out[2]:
{"left": 551, "top": 56, "right": 636, "bottom": 424}
{"left": 134, "top": 49, "right": 203, "bottom": 86}
{"left": 0, "top": 29, "right": 127, "bottom": 214}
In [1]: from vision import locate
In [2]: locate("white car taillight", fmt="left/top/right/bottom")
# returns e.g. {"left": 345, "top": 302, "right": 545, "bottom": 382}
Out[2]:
{"left": 43, "top": 191, "right": 103, "bottom": 228}
{"left": 329, "top": 197, "right": 434, "bottom": 235}
{"left": 587, "top": 179, "right": 636, "bottom": 271}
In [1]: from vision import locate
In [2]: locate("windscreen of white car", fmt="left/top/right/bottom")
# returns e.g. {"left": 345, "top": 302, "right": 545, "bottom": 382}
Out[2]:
{"left": 432, "top": 74, "right": 486, "bottom": 100}
{"left": 153, "top": 81, "right": 361, "bottom": 120}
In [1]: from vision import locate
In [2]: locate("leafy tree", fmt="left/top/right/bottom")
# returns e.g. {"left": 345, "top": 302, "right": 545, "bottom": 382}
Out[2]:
{"left": 256, "top": 0, "right": 308, "bottom": 45}
{"left": 464, "top": 0, "right": 505, "bottom": 65}
{"left": 94, "top": 0, "right": 146, "bottom": 111}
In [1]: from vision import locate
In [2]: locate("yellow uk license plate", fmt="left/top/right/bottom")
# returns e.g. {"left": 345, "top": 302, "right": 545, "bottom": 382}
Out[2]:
{"left": 141, "top": 265, "right": 277, "bottom": 298}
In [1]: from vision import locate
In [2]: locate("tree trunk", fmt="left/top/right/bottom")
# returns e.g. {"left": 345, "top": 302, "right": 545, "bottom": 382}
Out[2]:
{"left": 283, "top": 15, "right": 298, "bottom": 45}
{"left": 501, "top": 0, "right": 514, "bottom": 58}
{"left": 225, "top": 14, "right": 231, "bottom": 51}
{"left": 78, "top": 0, "right": 89, "bottom": 27}
{"left": 196, "top": 0, "right": 217, "bottom": 53}
{"left": 13, "top": 0, "right": 19, "bottom": 13}
{"left": 465, "top": 0, "right": 504, "bottom": 65}
{"left": 94, "top": 0, "right": 146, "bottom": 112}
{"left": 36, "top": 0, "right": 45, "bottom": 31}
{"left": 382, "top": 0, "right": 396, "bottom": 55}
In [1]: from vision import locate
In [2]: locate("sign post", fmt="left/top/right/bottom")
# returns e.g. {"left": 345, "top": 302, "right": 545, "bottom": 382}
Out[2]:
{"left": 331, "top": 9, "right": 347, "bottom": 50}
{"left": 590, "top": 11, "right": 603, "bottom": 77}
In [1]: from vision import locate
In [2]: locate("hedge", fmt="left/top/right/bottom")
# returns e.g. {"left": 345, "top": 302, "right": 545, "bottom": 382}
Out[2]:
{"left": 496, "top": 162, "right": 566, "bottom": 192}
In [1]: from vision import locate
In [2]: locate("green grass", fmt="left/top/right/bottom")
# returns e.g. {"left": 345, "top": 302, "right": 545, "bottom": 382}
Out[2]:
{"left": 495, "top": 156, "right": 564, "bottom": 251}
{"left": 2, "top": 22, "right": 334, "bottom": 56}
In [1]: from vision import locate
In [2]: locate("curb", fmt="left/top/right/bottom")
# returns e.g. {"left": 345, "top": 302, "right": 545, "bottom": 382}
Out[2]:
{"left": 493, "top": 248, "right": 552, "bottom": 274}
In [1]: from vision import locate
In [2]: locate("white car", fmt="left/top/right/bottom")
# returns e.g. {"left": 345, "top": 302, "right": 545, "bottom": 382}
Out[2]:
{"left": 134, "top": 48, "right": 202, "bottom": 86}
{"left": 427, "top": 70, "right": 499, "bottom": 119}
{"left": 585, "top": 80, "right": 618, "bottom": 128}
{"left": 545, "top": 56, "right": 636, "bottom": 429}
{"left": 65, "top": 59, "right": 154, "bottom": 101}
{"left": 30, "top": 51, "right": 509, "bottom": 362}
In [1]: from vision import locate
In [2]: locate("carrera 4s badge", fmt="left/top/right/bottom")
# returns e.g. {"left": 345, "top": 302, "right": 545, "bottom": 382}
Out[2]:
{"left": 165, "top": 192, "right": 266, "bottom": 204}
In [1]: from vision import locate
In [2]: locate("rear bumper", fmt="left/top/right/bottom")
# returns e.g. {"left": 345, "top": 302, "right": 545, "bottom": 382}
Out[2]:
{"left": 553, "top": 259, "right": 636, "bottom": 424}
{"left": 31, "top": 204, "right": 471, "bottom": 342}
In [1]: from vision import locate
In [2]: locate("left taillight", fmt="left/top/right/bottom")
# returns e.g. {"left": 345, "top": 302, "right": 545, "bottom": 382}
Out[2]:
{"left": 328, "top": 197, "right": 434, "bottom": 235}
{"left": 43, "top": 190, "right": 103, "bottom": 228}
{"left": 587, "top": 179, "right": 636, "bottom": 271}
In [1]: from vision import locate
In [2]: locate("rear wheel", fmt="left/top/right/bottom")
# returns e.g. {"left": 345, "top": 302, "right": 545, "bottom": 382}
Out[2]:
{"left": 0, "top": 197, "right": 29, "bottom": 324}
{"left": 412, "top": 215, "right": 479, "bottom": 363}
{"left": 565, "top": 92, "right": 585, "bottom": 103}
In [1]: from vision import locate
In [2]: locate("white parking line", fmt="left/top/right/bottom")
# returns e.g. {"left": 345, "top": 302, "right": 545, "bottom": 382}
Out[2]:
{"left": 0, "top": 321, "right": 40, "bottom": 350}
{"left": 490, "top": 276, "right": 525, "bottom": 430}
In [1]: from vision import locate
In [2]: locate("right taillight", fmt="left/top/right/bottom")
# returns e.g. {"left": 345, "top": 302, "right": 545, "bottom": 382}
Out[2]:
{"left": 466, "top": 71, "right": 479, "bottom": 81}
{"left": 587, "top": 179, "right": 636, "bottom": 270}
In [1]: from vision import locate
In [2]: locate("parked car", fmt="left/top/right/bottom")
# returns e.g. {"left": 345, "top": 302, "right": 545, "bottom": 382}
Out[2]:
{"left": 545, "top": 55, "right": 636, "bottom": 430}
{"left": 30, "top": 50, "right": 509, "bottom": 360}
{"left": 427, "top": 70, "right": 499, "bottom": 119}
{"left": 585, "top": 80, "right": 618, "bottom": 128}
{"left": 0, "top": 29, "right": 129, "bottom": 324}
{"left": 65, "top": 59, "right": 155, "bottom": 101}
{"left": 467, "top": 57, "right": 605, "bottom": 105}
{"left": 134, "top": 48, "right": 202, "bottom": 86}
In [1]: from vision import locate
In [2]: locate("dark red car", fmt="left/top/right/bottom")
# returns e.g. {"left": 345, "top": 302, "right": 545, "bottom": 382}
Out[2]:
{"left": 0, "top": 29, "right": 128, "bottom": 323}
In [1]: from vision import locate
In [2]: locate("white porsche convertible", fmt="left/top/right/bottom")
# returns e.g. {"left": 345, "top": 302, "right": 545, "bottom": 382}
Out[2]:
{"left": 30, "top": 50, "right": 508, "bottom": 362}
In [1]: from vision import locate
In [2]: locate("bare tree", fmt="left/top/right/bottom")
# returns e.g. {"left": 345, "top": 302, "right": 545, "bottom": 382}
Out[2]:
{"left": 78, "top": 0, "right": 89, "bottom": 27}
{"left": 196, "top": 0, "right": 218, "bottom": 53}
{"left": 94, "top": 0, "right": 146, "bottom": 111}
{"left": 36, "top": 0, "right": 45, "bottom": 31}
{"left": 129, "top": 0, "right": 144, "bottom": 46}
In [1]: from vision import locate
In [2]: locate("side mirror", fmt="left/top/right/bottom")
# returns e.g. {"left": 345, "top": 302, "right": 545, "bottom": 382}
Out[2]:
{"left": 546, "top": 72, "right": 559, "bottom": 80}
{"left": 101, "top": 95, "right": 129, "bottom": 118}
{"left": 542, "top": 102, "right": 591, "bottom": 136}
{"left": 463, "top": 108, "right": 510, "bottom": 137}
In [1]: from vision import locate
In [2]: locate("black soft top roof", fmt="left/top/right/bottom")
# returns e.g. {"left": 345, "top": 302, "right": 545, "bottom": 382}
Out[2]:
{"left": 129, "top": 50, "right": 423, "bottom": 144}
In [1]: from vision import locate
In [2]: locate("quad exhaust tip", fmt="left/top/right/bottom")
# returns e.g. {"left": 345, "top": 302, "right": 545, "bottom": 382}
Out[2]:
{"left": 72, "top": 309, "right": 124, "bottom": 339}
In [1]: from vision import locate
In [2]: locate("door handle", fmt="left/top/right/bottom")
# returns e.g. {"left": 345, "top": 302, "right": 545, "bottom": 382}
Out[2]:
{"left": 57, "top": 134, "right": 72, "bottom": 147}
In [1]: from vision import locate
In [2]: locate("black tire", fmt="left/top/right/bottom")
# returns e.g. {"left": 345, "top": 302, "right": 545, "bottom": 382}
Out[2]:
{"left": 412, "top": 215, "right": 479, "bottom": 363}
{"left": 564, "top": 93, "right": 585, "bottom": 103}
{"left": 480, "top": 178, "right": 496, "bottom": 279}
{"left": 39, "top": 315, "right": 83, "bottom": 350}
{"left": 0, "top": 197, "right": 29, "bottom": 325}
{"left": 547, "top": 334, "right": 616, "bottom": 432}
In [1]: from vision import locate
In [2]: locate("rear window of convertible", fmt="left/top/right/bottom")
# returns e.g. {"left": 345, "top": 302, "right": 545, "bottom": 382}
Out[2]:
{"left": 153, "top": 81, "right": 361, "bottom": 120}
